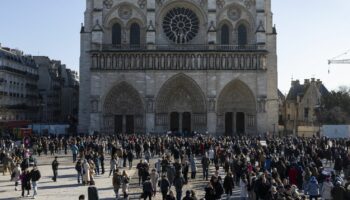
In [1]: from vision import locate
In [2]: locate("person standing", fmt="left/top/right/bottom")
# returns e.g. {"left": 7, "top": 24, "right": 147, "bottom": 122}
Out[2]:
{"left": 51, "top": 156, "right": 59, "bottom": 182}
{"left": 71, "top": 142, "right": 79, "bottom": 163}
{"left": 30, "top": 165, "right": 41, "bottom": 199}
{"left": 240, "top": 174, "right": 249, "bottom": 200}
{"left": 99, "top": 152, "right": 105, "bottom": 174}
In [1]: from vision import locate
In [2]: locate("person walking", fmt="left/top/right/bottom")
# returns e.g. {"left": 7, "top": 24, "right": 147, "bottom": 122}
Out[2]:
{"left": 112, "top": 169, "right": 122, "bottom": 199}
{"left": 109, "top": 156, "right": 117, "bottom": 177}
{"left": 201, "top": 154, "right": 210, "bottom": 181}
{"left": 142, "top": 176, "right": 153, "bottom": 200}
{"left": 82, "top": 159, "right": 91, "bottom": 185}
{"left": 127, "top": 150, "right": 134, "bottom": 169}
{"left": 173, "top": 174, "right": 185, "bottom": 200}
{"left": 75, "top": 159, "right": 83, "bottom": 184}
{"left": 30, "top": 165, "right": 41, "bottom": 199}
{"left": 321, "top": 177, "right": 333, "bottom": 200}
{"left": 51, "top": 156, "right": 59, "bottom": 182}
{"left": 240, "top": 174, "right": 249, "bottom": 200}
{"left": 20, "top": 169, "right": 31, "bottom": 197}
{"left": 122, "top": 170, "right": 130, "bottom": 199}
{"left": 190, "top": 156, "right": 196, "bottom": 179}
{"left": 223, "top": 171, "right": 235, "bottom": 198}
{"left": 150, "top": 169, "right": 159, "bottom": 196}
{"left": 305, "top": 176, "right": 320, "bottom": 200}
{"left": 159, "top": 175, "right": 171, "bottom": 200}
{"left": 11, "top": 163, "right": 21, "bottom": 191}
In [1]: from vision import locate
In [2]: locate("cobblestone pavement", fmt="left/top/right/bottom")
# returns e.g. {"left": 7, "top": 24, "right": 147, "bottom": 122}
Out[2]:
{"left": 0, "top": 152, "right": 242, "bottom": 200}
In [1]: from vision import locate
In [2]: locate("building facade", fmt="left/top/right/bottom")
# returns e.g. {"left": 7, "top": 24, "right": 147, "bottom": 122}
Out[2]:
{"left": 0, "top": 46, "right": 39, "bottom": 122}
{"left": 283, "top": 78, "right": 328, "bottom": 135}
{"left": 79, "top": 0, "right": 278, "bottom": 135}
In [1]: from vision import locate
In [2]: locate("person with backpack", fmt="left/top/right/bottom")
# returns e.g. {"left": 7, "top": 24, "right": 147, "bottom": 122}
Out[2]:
{"left": 30, "top": 165, "right": 41, "bottom": 199}
{"left": 112, "top": 169, "right": 122, "bottom": 199}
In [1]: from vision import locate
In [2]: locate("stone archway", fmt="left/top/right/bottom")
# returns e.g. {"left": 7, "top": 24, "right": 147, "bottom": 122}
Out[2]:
{"left": 217, "top": 80, "right": 256, "bottom": 135}
{"left": 155, "top": 74, "right": 207, "bottom": 133}
{"left": 103, "top": 82, "right": 144, "bottom": 134}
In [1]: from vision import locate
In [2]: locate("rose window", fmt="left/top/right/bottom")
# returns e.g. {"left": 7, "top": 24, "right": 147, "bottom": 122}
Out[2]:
{"left": 163, "top": 7, "right": 199, "bottom": 44}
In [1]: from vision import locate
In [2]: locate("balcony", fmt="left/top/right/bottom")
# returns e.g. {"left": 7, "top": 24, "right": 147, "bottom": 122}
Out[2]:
{"left": 0, "top": 65, "right": 39, "bottom": 80}
{"left": 96, "top": 44, "right": 266, "bottom": 52}
{"left": 90, "top": 44, "right": 267, "bottom": 71}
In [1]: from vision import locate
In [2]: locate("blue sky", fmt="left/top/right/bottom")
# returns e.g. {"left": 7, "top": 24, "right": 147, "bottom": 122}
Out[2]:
{"left": 0, "top": 0, "right": 349, "bottom": 93}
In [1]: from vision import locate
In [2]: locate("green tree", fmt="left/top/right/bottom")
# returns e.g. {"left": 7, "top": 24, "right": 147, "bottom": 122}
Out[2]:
{"left": 318, "top": 86, "right": 350, "bottom": 124}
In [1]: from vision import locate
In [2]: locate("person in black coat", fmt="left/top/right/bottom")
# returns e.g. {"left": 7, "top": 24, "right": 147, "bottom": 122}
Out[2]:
{"left": 21, "top": 170, "right": 31, "bottom": 197}
{"left": 204, "top": 182, "right": 216, "bottom": 200}
{"left": 223, "top": 172, "right": 235, "bottom": 197}
{"left": 51, "top": 157, "right": 59, "bottom": 182}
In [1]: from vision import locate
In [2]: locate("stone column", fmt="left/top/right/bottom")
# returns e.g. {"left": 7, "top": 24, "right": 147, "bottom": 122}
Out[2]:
{"left": 179, "top": 112, "right": 183, "bottom": 132}
{"left": 146, "top": 0, "right": 156, "bottom": 48}
{"left": 122, "top": 115, "right": 126, "bottom": 133}
{"left": 207, "top": 0, "right": 217, "bottom": 44}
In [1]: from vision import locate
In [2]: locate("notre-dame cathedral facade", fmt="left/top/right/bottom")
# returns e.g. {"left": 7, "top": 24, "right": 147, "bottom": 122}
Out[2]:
{"left": 78, "top": 0, "right": 278, "bottom": 135}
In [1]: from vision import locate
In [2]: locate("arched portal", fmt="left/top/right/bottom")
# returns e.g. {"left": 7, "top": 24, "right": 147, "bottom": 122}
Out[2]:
{"left": 103, "top": 82, "right": 144, "bottom": 134}
{"left": 155, "top": 74, "right": 206, "bottom": 133}
{"left": 217, "top": 80, "right": 256, "bottom": 135}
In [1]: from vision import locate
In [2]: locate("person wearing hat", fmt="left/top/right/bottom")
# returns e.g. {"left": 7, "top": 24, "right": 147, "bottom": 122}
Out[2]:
{"left": 29, "top": 165, "right": 41, "bottom": 199}
{"left": 331, "top": 181, "right": 346, "bottom": 200}
{"left": 51, "top": 156, "right": 59, "bottom": 182}
{"left": 305, "top": 176, "right": 320, "bottom": 200}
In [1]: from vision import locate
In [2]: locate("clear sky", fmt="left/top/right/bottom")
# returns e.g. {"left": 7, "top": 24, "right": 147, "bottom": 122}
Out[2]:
{"left": 0, "top": 0, "right": 349, "bottom": 93}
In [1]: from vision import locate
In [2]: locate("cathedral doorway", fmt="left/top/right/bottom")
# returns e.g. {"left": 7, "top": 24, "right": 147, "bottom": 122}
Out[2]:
{"left": 126, "top": 115, "right": 134, "bottom": 134}
{"left": 236, "top": 112, "right": 245, "bottom": 134}
{"left": 170, "top": 112, "right": 180, "bottom": 132}
{"left": 182, "top": 112, "right": 191, "bottom": 133}
{"left": 114, "top": 115, "right": 123, "bottom": 133}
{"left": 218, "top": 80, "right": 256, "bottom": 135}
{"left": 103, "top": 82, "right": 144, "bottom": 134}
{"left": 155, "top": 74, "right": 207, "bottom": 133}
{"left": 225, "top": 112, "right": 233, "bottom": 136}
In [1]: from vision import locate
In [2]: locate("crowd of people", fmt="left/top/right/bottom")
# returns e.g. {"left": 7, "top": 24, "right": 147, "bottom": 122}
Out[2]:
{"left": 1, "top": 134, "right": 350, "bottom": 200}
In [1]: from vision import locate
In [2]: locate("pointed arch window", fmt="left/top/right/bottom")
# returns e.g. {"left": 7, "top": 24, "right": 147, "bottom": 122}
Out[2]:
{"left": 238, "top": 24, "right": 248, "bottom": 45}
{"left": 130, "top": 23, "right": 140, "bottom": 47}
{"left": 112, "top": 23, "right": 122, "bottom": 46}
{"left": 221, "top": 24, "right": 230, "bottom": 45}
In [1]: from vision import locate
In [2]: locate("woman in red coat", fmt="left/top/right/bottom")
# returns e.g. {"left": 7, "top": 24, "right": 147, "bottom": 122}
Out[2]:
{"left": 288, "top": 166, "right": 298, "bottom": 185}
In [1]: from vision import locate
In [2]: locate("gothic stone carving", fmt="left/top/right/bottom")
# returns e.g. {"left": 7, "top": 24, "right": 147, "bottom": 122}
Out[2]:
{"left": 103, "top": 0, "right": 113, "bottom": 9}
{"left": 228, "top": 6, "right": 241, "bottom": 21}
{"left": 118, "top": 5, "right": 133, "bottom": 20}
